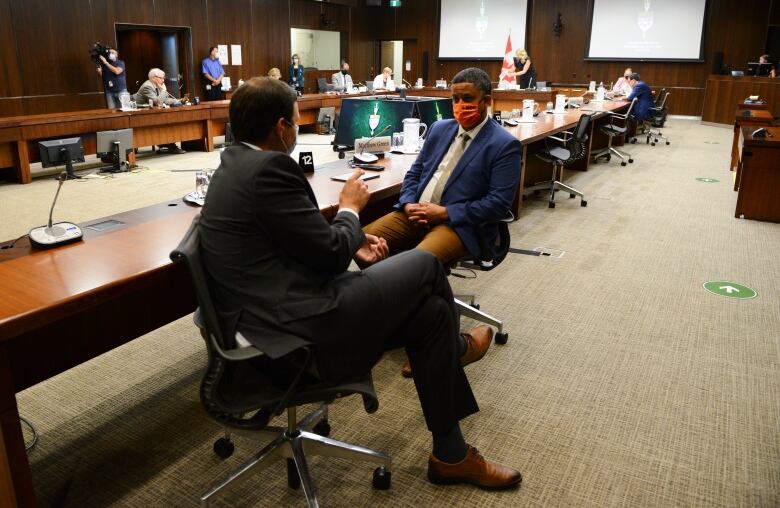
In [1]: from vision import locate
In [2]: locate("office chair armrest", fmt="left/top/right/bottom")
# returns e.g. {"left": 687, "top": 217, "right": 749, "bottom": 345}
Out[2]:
{"left": 207, "top": 330, "right": 266, "bottom": 361}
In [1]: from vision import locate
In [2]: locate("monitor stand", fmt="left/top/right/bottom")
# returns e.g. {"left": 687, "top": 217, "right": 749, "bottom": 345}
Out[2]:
{"left": 60, "top": 147, "right": 81, "bottom": 180}
{"left": 101, "top": 141, "right": 130, "bottom": 173}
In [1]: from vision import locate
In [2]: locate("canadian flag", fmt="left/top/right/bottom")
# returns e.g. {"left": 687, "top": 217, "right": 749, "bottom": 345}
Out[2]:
{"left": 499, "top": 32, "right": 515, "bottom": 85}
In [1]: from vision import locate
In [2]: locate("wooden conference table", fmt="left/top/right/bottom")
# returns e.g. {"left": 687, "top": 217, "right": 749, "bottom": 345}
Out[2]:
{"left": 0, "top": 98, "right": 628, "bottom": 506}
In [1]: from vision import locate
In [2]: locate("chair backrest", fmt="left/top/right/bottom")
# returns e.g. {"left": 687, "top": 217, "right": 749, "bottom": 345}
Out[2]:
{"left": 658, "top": 90, "right": 670, "bottom": 110}
{"left": 654, "top": 88, "right": 666, "bottom": 106}
{"left": 567, "top": 113, "right": 593, "bottom": 161}
{"left": 536, "top": 81, "right": 548, "bottom": 89}
{"left": 462, "top": 216, "right": 513, "bottom": 269}
{"left": 317, "top": 77, "right": 329, "bottom": 92}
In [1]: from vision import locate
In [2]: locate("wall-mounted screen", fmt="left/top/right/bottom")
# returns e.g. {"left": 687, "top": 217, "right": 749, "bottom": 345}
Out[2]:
{"left": 290, "top": 28, "right": 340, "bottom": 69}
{"left": 438, "top": 0, "right": 528, "bottom": 59}
{"left": 587, "top": 0, "right": 707, "bottom": 61}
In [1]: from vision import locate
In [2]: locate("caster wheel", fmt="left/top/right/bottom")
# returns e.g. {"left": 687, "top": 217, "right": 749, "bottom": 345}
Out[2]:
{"left": 472, "top": 303, "right": 480, "bottom": 310}
{"left": 495, "top": 332, "right": 509, "bottom": 345}
{"left": 373, "top": 467, "right": 391, "bottom": 490}
{"left": 338, "top": 151, "right": 345, "bottom": 160}
{"left": 666, "top": 141, "right": 670, "bottom": 145}
{"left": 631, "top": 138, "right": 637, "bottom": 144}
{"left": 654, "top": 139, "right": 659, "bottom": 143}
{"left": 569, "top": 193, "right": 576, "bottom": 199}
{"left": 605, "top": 154, "right": 611, "bottom": 162}
{"left": 548, "top": 201, "right": 555, "bottom": 208}
{"left": 287, "top": 458, "right": 301, "bottom": 489}
{"left": 628, "top": 159, "right": 634, "bottom": 163}
{"left": 581, "top": 200, "right": 588, "bottom": 207}
{"left": 213, "top": 437, "right": 234, "bottom": 459}
{"left": 621, "top": 161, "right": 627, "bottom": 167}
{"left": 651, "top": 142, "right": 656, "bottom": 146}
{"left": 313, "top": 419, "right": 331, "bottom": 437}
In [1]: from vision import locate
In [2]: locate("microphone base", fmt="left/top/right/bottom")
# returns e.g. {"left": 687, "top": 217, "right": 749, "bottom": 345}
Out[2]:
{"left": 29, "top": 222, "right": 84, "bottom": 249}
{"left": 353, "top": 152, "right": 380, "bottom": 164}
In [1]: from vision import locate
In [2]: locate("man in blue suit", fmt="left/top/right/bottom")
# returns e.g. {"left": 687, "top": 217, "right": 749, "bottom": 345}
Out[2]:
{"left": 626, "top": 73, "right": 654, "bottom": 121}
{"left": 364, "top": 67, "right": 521, "bottom": 264}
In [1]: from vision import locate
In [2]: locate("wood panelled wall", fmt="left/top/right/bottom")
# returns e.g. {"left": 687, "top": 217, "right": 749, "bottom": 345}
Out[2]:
{"left": 357, "top": 0, "right": 773, "bottom": 116}
{"left": 0, "top": 0, "right": 773, "bottom": 118}
{"left": 0, "top": 0, "right": 359, "bottom": 117}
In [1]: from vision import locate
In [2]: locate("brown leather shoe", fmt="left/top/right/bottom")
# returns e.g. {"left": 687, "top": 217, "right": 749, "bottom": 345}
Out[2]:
{"left": 460, "top": 325, "right": 493, "bottom": 367}
{"left": 428, "top": 446, "right": 522, "bottom": 490}
{"left": 401, "top": 357, "right": 413, "bottom": 378}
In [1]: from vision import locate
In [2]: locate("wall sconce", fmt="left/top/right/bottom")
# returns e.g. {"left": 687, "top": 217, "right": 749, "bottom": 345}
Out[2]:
{"left": 553, "top": 13, "right": 563, "bottom": 37}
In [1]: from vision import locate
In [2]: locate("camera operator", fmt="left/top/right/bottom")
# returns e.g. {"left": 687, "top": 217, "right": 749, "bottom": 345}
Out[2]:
{"left": 96, "top": 47, "right": 128, "bottom": 109}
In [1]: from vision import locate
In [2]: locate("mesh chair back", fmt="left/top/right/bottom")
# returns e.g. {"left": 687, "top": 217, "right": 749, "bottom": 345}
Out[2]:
{"left": 566, "top": 114, "right": 592, "bottom": 162}
{"left": 317, "top": 77, "right": 328, "bottom": 93}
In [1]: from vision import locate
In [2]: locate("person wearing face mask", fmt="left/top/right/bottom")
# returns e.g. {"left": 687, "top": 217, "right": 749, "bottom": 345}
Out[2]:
{"left": 362, "top": 67, "right": 521, "bottom": 379}
{"left": 96, "top": 48, "right": 128, "bottom": 109}
{"left": 331, "top": 61, "right": 354, "bottom": 92}
{"left": 288, "top": 54, "right": 305, "bottom": 94}
{"left": 202, "top": 46, "right": 225, "bottom": 101}
{"left": 372, "top": 67, "right": 396, "bottom": 91}
{"left": 612, "top": 67, "right": 633, "bottom": 96}
{"left": 135, "top": 68, "right": 186, "bottom": 154}
{"left": 198, "top": 76, "right": 523, "bottom": 492}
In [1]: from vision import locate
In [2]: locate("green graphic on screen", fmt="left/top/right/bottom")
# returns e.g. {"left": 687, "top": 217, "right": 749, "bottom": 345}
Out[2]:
{"left": 335, "top": 99, "right": 415, "bottom": 146}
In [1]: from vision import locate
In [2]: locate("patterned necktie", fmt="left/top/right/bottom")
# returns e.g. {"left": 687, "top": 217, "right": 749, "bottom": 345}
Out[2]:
{"left": 430, "top": 132, "right": 469, "bottom": 205}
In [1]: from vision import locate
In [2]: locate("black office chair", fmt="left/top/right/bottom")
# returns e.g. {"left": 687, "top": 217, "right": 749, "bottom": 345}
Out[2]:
{"left": 317, "top": 77, "right": 334, "bottom": 93}
{"left": 528, "top": 113, "right": 592, "bottom": 208}
{"left": 170, "top": 216, "right": 391, "bottom": 508}
{"left": 591, "top": 98, "right": 637, "bottom": 167}
{"left": 645, "top": 90, "right": 671, "bottom": 146}
{"left": 450, "top": 216, "right": 513, "bottom": 345}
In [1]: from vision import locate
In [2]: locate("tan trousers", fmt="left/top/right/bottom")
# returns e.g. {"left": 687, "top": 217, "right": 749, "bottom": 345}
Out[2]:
{"left": 363, "top": 211, "right": 468, "bottom": 264}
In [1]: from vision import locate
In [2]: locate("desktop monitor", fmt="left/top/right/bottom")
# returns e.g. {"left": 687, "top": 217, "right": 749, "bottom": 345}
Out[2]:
{"left": 747, "top": 62, "right": 772, "bottom": 77}
{"left": 317, "top": 107, "right": 336, "bottom": 133}
{"left": 97, "top": 128, "right": 134, "bottom": 163}
{"left": 38, "top": 137, "right": 85, "bottom": 179}
{"left": 414, "top": 98, "right": 453, "bottom": 135}
{"left": 334, "top": 97, "right": 415, "bottom": 147}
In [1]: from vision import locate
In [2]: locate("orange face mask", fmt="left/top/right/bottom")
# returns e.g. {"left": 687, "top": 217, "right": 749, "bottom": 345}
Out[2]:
{"left": 453, "top": 102, "right": 482, "bottom": 130}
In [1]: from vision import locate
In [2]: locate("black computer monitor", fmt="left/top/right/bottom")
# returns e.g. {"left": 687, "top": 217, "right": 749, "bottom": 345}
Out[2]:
{"left": 334, "top": 98, "right": 415, "bottom": 148}
{"left": 414, "top": 98, "right": 453, "bottom": 136}
{"left": 747, "top": 62, "right": 772, "bottom": 77}
{"left": 38, "top": 137, "right": 85, "bottom": 179}
{"left": 97, "top": 128, "right": 133, "bottom": 173}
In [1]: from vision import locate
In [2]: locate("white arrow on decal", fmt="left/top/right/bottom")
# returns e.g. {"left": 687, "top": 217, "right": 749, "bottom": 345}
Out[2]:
{"left": 719, "top": 286, "right": 739, "bottom": 294}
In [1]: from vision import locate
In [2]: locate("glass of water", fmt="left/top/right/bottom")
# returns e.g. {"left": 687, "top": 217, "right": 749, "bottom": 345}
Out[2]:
{"left": 195, "top": 170, "right": 208, "bottom": 199}
{"left": 392, "top": 132, "right": 404, "bottom": 150}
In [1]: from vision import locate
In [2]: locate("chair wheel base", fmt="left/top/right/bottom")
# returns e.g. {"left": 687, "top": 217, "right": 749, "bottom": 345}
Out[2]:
{"left": 581, "top": 200, "right": 588, "bottom": 207}
{"left": 628, "top": 159, "right": 634, "bottom": 163}
{"left": 313, "top": 419, "right": 331, "bottom": 437}
{"left": 666, "top": 141, "right": 670, "bottom": 145}
{"left": 472, "top": 302, "right": 480, "bottom": 310}
{"left": 287, "top": 458, "right": 300, "bottom": 489}
{"left": 621, "top": 161, "right": 627, "bottom": 166}
{"left": 373, "top": 467, "right": 391, "bottom": 490}
{"left": 495, "top": 332, "right": 509, "bottom": 345}
{"left": 548, "top": 201, "right": 555, "bottom": 208}
{"left": 213, "top": 437, "right": 234, "bottom": 459}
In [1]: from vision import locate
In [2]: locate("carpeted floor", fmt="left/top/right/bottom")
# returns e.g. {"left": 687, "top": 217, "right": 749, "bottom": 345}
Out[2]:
{"left": 2, "top": 120, "right": 779, "bottom": 507}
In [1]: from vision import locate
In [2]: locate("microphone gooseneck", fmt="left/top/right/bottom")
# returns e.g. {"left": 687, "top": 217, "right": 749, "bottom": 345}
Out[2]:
{"left": 48, "top": 172, "right": 67, "bottom": 229}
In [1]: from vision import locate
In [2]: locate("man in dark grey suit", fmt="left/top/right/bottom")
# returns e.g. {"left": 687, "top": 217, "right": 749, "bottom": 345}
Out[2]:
{"left": 198, "top": 77, "right": 521, "bottom": 490}
{"left": 135, "top": 68, "right": 186, "bottom": 154}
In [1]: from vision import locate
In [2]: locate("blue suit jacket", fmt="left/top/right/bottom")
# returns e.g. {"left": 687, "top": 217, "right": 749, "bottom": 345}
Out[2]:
{"left": 628, "top": 81, "right": 654, "bottom": 120}
{"left": 396, "top": 118, "right": 521, "bottom": 258}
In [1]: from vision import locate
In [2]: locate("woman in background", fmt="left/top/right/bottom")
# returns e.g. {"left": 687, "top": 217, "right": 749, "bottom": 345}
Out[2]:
{"left": 613, "top": 67, "right": 633, "bottom": 95}
{"left": 372, "top": 67, "right": 396, "bottom": 91}
{"left": 509, "top": 49, "right": 536, "bottom": 89}
{"left": 268, "top": 68, "right": 282, "bottom": 80}
{"left": 288, "top": 54, "right": 305, "bottom": 93}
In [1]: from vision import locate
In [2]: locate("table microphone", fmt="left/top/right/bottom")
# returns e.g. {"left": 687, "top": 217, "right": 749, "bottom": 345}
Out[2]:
{"left": 354, "top": 124, "right": 392, "bottom": 164}
{"left": 29, "top": 172, "right": 84, "bottom": 249}
{"left": 402, "top": 79, "right": 413, "bottom": 88}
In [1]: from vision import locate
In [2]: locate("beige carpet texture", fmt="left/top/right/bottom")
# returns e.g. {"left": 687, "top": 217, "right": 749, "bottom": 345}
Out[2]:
{"left": 1, "top": 119, "right": 778, "bottom": 507}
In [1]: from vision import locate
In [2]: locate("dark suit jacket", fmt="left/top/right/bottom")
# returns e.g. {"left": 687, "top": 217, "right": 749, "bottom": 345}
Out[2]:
{"left": 628, "top": 81, "right": 654, "bottom": 120}
{"left": 396, "top": 118, "right": 521, "bottom": 257}
{"left": 199, "top": 144, "right": 365, "bottom": 359}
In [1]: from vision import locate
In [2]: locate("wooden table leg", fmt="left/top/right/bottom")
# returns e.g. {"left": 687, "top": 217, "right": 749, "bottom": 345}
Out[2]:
{"left": 0, "top": 346, "right": 35, "bottom": 507}
{"left": 15, "top": 141, "right": 31, "bottom": 184}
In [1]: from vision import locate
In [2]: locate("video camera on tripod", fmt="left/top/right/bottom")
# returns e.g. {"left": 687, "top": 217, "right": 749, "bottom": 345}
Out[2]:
{"left": 89, "top": 42, "right": 111, "bottom": 65}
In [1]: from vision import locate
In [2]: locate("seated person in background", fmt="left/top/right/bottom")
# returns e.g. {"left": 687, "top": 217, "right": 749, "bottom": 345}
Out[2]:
{"left": 364, "top": 66, "right": 521, "bottom": 266}
{"left": 268, "top": 67, "right": 283, "bottom": 80}
{"left": 612, "top": 67, "right": 633, "bottom": 96}
{"left": 331, "top": 61, "right": 354, "bottom": 92}
{"left": 626, "top": 73, "right": 655, "bottom": 122}
{"left": 199, "top": 76, "right": 523, "bottom": 491}
{"left": 759, "top": 55, "right": 777, "bottom": 78}
{"left": 135, "top": 68, "right": 186, "bottom": 154}
{"left": 508, "top": 49, "right": 536, "bottom": 89}
{"left": 372, "top": 67, "right": 396, "bottom": 91}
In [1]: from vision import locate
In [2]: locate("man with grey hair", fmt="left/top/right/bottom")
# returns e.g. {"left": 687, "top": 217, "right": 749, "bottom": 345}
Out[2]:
{"left": 134, "top": 68, "right": 186, "bottom": 153}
